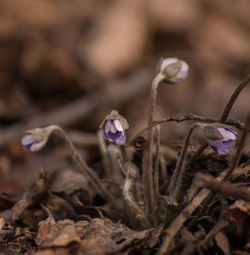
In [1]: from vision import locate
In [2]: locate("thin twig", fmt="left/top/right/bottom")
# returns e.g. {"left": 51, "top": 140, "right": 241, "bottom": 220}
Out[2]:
{"left": 221, "top": 75, "right": 250, "bottom": 122}
{"left": 223, "top": 112, "right": 250, "bottom": 181}
{"left": 129, "top": 114, "right": 246, "bottom": 145}
{"left": 199, "top": 219, "right": 228, "bottom": 251}
{"left": 157, "top": 169, "right": 229, "bottom": 255}
{"left": 196, "top": 173, "right": 250, "bottom": 202}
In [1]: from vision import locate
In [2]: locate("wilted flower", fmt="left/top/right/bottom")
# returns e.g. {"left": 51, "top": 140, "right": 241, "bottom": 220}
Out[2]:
{"left": 201, "top": 124, "right": 237, "bottom": 155}
{"left": 100, "top": 110, "right": 129, "bottom": 145}
{"left": 157, "top": 57, "right": 189, "bottom": 83}
{"left": 21, "top": 126, "right": 56, "bottom": 152}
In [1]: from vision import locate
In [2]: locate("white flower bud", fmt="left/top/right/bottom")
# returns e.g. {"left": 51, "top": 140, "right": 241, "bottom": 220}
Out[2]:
{"left": 157, "top": 57, "right": 189, "bottom": 83}
{"left": 21, "top": 125, "right": 57, "bottom": 152}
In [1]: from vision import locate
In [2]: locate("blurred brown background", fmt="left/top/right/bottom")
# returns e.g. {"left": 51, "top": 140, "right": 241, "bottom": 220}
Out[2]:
{"left": 0, "top": 0, "right": 249, "bottom": 192}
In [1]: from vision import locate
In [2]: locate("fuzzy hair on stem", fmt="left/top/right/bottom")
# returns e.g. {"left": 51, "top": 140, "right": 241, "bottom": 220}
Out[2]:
{"left": 119, "top": 145, "right": 149, "bottom": 227}
{"left": 143, "top": 72, "right": 165, "bottom": 216}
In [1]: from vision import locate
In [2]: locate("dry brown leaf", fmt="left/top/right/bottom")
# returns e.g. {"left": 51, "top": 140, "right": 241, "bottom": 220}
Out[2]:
{"left": 36, "top": 219, "right": 80, "bottom": 248}
{"left": 79, "top": 218, "right": 152, "bottom": 255}
{"left": 74, "top": 220, "right": 89, "bottom": 239}
{"left": 12, "top": 172, "right": 48, "bottom": 221}
{"left": 225, "top": 199, "right": 250, "bottom": 239}
{"left": 49, "top": 168, "right": 93, "bottom": 200}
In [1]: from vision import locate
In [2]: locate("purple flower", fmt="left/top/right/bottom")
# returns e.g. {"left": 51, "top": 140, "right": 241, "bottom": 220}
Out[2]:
{"left": 157, "top": 57, "right": 189, "bottom": 83}
{"left": 21, "top": 126, "right": 55, "bottom": 152}
{"left": 100, "top": 110, "right": 129, "bottom": 145}
{"left": 203, "top": 125, "right": 237, "bottom": 155}
{"left": 103, "top": 119, "right": 126, "bottom": 145}
{"left": 22, "top": 133, "right": 41, "bottom": 152}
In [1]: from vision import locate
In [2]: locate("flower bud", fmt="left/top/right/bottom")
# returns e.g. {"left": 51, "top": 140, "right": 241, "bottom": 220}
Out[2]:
{"left": 21, "top": 126, "right": 56, "bottom": 152}
{"left": 99, "top": 110, "right": 129, "bottom": 145}
{"left": 157, "top": 57, "right": 189, "bottom": 83}
{"left": 199, "top": 124, "right": 237, "bottom": 155}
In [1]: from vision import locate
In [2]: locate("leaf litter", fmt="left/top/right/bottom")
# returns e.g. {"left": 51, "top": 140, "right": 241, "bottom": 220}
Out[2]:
{"left": 0, "top": 1, "right": 250, "bottom": 255}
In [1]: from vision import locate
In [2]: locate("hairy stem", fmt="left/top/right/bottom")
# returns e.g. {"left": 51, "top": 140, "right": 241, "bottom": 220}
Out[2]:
{"left": 53, "top": 126, "right": 118, "bottom": 208}
{"left": 120, "top": 145, "right": 148, "bottom": 227}
{"left": 154, "top": 125, "right": 161, "bottom": 200}
{"left": 143, "top": 72, "right": 165, "bottom": 214}
{"left": 223, "top": 111, "right": 250, "bottom": 181}
{"left": 167, "top": 124, "right": 198, "bottom": 204}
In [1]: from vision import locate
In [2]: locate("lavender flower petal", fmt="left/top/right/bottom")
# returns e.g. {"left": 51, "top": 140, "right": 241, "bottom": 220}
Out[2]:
{"left": 115, "top": 131, "right": 126, "bottom": 145}
{"left": 221, "top": 139, "right": 236, "bottom": 148}
{"left": 203, "top": 125, "right": 237, "bottom": 155}
{"left": 22, "top": 134, "right": 35, "bottom": 145}
{"left": 21, "top": 133, "right": 38, "bottom": 152}
{"left": 103, "top": 119, "right": 126, "bottom": 145}
{"left": 211, "top": 145, "right": 229, "bottom": 155}
{"left": 23, "top": 144, "right": 32, "bottom": 152}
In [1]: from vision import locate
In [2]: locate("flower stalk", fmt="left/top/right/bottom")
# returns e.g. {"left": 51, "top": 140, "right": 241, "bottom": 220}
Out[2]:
{"left": 120, "top": 145, "right": 149, "bottom": 227}
{"left": 143, "top": 72, "right": 165, "bottom": 214}
{"left": 167, "top": 123, "right": 198, "bottom": 205}
{"left": 22, "top": 125, "right": 118, "bottom": 209}
{"left": 143, "top": 58, "right": 189, "bottom": 215}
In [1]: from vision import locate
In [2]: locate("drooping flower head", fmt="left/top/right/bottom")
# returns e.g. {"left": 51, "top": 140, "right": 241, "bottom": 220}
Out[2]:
{"left": 21, "top": 126, "right": 56, "bottom": 152}
{"left": 200, "top": 124, "right": 238, "bottom": 155}
{"left": 100, "top": 110, "right": 129, "bottom": 145}
{"left": 156, "top": 57, "right": 189, "bottom": 83}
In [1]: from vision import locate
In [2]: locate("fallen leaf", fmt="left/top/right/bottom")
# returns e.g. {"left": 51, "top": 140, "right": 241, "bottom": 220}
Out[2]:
{"left": 36, "top": 219, "right": 80, "bottom": 248}
{"left": 79, "top": 218, "right": 152, "bottom": 255}
{"left": 12, "top": 172, "right": 48, "bottom": 221}
{"left": 225, "top": 199, "right": 250, "bottom": 241}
